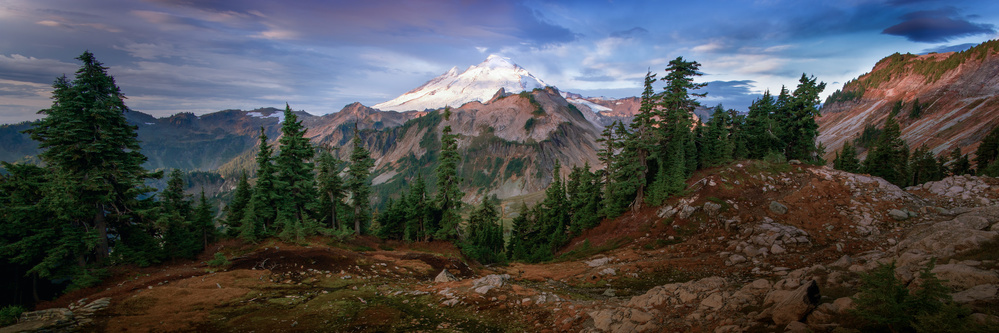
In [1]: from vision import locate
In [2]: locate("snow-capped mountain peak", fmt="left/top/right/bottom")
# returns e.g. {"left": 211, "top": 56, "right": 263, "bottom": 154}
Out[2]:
{"left": 373, "top": 55, "right": 548, "bottom": 111}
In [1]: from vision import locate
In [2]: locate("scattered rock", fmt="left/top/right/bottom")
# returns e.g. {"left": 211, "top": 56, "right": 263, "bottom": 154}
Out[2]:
{"left": 471, "top": 274, "right": 509, "bottom": 294}
{"left": 704, "top": 202, "right": 723, "bottom": 217}
{"left": 769, "top": 201, "right": 788, "bottom": 215}
{"left": 434, "top": 269, "right": 459, "bottom": 283}
{"left": 586, "top": 257, "right": 613, "bottom": 267}
{"left": 888, "top": 209, "right": 909, "bottom": 221}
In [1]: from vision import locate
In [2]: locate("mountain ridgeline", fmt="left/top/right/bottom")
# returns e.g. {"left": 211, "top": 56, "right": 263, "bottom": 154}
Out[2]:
{"left": 818, "top": 40, "right": 999, "bottom": 162}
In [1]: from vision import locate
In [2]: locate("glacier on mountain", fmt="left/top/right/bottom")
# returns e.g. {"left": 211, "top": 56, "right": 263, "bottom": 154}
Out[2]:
{"left": 373, "top": 55, "right": 547, "bottom": 111}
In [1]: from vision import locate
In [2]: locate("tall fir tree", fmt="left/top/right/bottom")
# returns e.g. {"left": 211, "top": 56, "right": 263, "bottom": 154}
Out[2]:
{"left": 949, "top": 147, "right": 973, "bottom": 176}
{"left": 435, "top": 107, "right": 464, "bottom": 240}
{"left": 974, "top": 124, "right": 999, "bottom": 171}
{"left": 645, "top": 57, "right": 704, "bottom": 206}
{"left": 744, "top": 91, "right": 779, "bottom": 158}
{"left": 863, "top": 113, "right": 910, "bottom": 186}
{"left": 606, "top": 122, "right": 639, "bottom": 216}
{"left": 24, "top": 51, "right": 158, "bottom": 265}
{"left": 240, "top": 128, "right": 277, "bottom": 241}
{"left": 833, "top": 141, "right": 862, "bottom": 173}
{"left": 346, "top": 127, "right": 374, "bottom": 235}
{"left": 506, "top": 203, "right": 530, "bottom": 261}
{"left": 540, "top": 160, "right": 570, "bottom": 253}
{"left": 702, "top": 105, "right": 734, "bottom": 167}
{"left": 274, "top": 104, "right": 316, "bottom": 240}
{"left": 782, "top": 74, "right": 826, "bottom": 162}
{"left": 315, "top": 151, "right": 345, "bottom": 230}
{"left": 0, "top": 162, "right": 81, "bottom": 300}
{"left": 159, "top": 169, "right": 197, "bottom": 260}
{"left": 405, "top": 174, "right": 434, "bottom": 241}
{"left": 628, "top": 70, "right": 659, "bottom": 207}
{"left": 224, "top": 171, "right": 252, "bottom": 236}
{"left": 193, "top": 189, "right": 217, "bottom": 250}
{"left": 462, "top": 199, "right": 505, "bottom": 265}
{"left": 909, "top": 146, "right": 944, "bottom": 185}
{"left": 597, "top": 121, "right": 626, "bottom": 217}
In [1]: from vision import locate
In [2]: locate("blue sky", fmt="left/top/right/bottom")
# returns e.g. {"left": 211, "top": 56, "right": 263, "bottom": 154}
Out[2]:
{"left": 0, "top": 0, "right": 996, "bottom": 124}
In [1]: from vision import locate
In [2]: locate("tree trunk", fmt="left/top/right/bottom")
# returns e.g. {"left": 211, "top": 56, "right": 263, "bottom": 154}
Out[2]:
{"left": 631, "top": 150, "right": 648, "bottom": 212}
{"left": 94, "top": 203, "right": 109, "bottom": 263}
{"left": 32, "top": 273, "right": 39, "bottom": 305}
{"left": 329, "top": 193, "right": 338, "bottom": 230}
{"left": 354, "top": 206, "right": 361, "bottom": 235}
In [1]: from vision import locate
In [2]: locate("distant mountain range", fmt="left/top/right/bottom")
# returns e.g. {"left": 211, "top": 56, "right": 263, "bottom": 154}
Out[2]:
{"left": 5, "top": 44, "right": 998, "bottom": 200}
{"left": 0, "top": 56, "right": 643, "bottom": 203}
{"left": 818, "top": 40, "right": 999, "bottom": 162}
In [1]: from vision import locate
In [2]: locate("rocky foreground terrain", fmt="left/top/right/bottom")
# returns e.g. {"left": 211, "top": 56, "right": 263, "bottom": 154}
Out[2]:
{"left": 4, "top": 160, "right": 999, "bottom": 332}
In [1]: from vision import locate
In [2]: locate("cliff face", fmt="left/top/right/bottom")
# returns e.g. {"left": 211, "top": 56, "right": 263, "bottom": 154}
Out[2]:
{"left": 818, "top": 40, "right": 999, "bottom": 162}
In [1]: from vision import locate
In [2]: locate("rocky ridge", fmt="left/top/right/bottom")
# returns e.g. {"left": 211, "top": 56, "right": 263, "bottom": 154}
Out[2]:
{"left": 818, "top": 40, "right": 999, "bottom": 161}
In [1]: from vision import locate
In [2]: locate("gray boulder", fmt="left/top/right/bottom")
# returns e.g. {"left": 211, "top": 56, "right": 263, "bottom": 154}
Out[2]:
{"left": 770, "top": 201, "right": 788, "bottom": 215}
{"left": 434, "top": 269, "right": 459, "bottom": 283}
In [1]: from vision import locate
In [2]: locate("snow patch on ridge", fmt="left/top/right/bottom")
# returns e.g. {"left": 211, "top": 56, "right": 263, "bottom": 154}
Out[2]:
{"left": 247, "top": 111, "right": 285, "bottom": 123}
{"left": 568, "top": 98, "right": 612, "bottom": 112}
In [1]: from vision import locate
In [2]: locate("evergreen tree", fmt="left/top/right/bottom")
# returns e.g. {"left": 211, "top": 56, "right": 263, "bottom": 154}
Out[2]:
{"left": 833, "top": 141, "right": 862, "bottom": 173}
{"left": 782, "top": 74, "right": 826, "bottom": 162}
{"left": 949, "top": 147, "right": 973, "bottom": 176}
{"left": 568, "top": 163, "right": 602, "bottom": 234}
{"left": 405, "top": 174, "right": 434, "bottom": 241}
{"left": 160, "top": 169, "right": 197, "bottom": 260}
{"left": 744, "top": 91, "right": 779, "bottom": 158}
{"left": 346, "top": 127, "right": 374, "bottom": 235}
{"left": 24, "top": 51, "right": 157, "bottom": 264}
{"left": 462, "top": 199, "right": 505, "bottom": 265}
{"left": 0, "top": 162, "right": 81, "bottom": 300}
{"left": 240, "top": 128, "right": 277, "bottom": 241}
{"left": 702, "top": 105, "right": 734, "bottom": 167}
{"left": 728, "top": 111, "right": 749, "bottom": 160}
{"left": 909, "top": 146, "right": 944, "bottom": 185}
{"left": 909, "top": 98, "right": 923, "bottom": 119}
{"left": 864, "top": 113, "right": 910, "bottom": 186}
{"left": 974, "top": 124, "right": 999, "bottom": 170}
{"left": 435, "top": 107, "right": 463, "bottom": 240}
{"left": 540, "top": 161, "right": 570, "bottom": 253}
{"left": 597, "top": 121, "right": 628, "bottom": 218}
{"left": 889, "top": 100, "right": 904, "bottom": 118}
{"left": 315, "top": 151, "right": 345, "bottom": 230}
{"left": 645, "top": 57, "right": 703, "bottom": 206}
{"left": 628, "top": 71, "right": 659, "bottom": 207}
{"left": 223, "top": 171, "right": 251, "bottom": 236}
{"left": 506, "top": 203, "right": 530, "bottom": 260}
{"left": 193, "top": 189, "right": 217, "bottom": 250}
{"left": 274, "top": 104, "right": 316, "bottom": 238}
{"left": 605, "top": 122, "right": 639, "bottom": 217}
{"left": 375, "top": 196, "right": 407, "bottom": 240}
